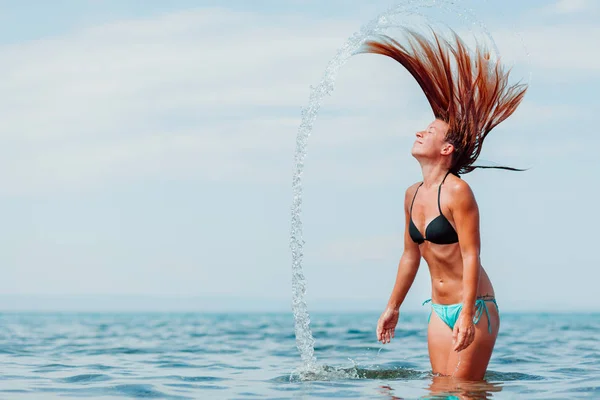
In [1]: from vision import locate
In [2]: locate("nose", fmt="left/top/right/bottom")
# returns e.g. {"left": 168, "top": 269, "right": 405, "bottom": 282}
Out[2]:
{"left": 416, "top": 130, "right": 424, "bottom": 139}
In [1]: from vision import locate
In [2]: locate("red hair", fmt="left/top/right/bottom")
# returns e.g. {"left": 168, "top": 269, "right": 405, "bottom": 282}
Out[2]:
{"left": 359, "top": 28, "right": 528, "bottom": 175}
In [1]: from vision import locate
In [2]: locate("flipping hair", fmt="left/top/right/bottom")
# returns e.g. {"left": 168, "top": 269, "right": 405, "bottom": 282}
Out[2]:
{"left": 359, "top": 28, "right": 528, "bottom": 175}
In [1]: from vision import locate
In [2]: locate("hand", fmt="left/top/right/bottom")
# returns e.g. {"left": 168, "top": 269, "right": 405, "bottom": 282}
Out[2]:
{"left": 376, "top": 308, "right": 399, "bottom": 344}
{"left": 452, "top": 311, "right": 475, "bottom": 352}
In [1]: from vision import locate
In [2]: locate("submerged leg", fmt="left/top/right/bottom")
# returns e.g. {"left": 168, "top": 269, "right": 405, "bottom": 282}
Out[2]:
{"left": 427, "top": 308, "right": 455, "bottom": 375}
{"left": 445, "top": 301, "right": 500, "bottom": 380}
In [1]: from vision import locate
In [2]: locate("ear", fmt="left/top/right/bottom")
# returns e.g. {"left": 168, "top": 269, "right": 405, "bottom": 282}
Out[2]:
{"left": 441, "top": 142, "right": 454, "bottom": 156}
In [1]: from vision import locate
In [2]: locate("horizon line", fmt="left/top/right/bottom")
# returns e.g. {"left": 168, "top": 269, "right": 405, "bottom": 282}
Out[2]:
{"left": 0, "top": 294, "right": 596, "bottom": 314}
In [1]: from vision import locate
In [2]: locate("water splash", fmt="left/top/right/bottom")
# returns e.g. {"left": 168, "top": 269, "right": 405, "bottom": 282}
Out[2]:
{"left": 285, "top": 365, "right": 427, "bottom": 382}
{"left": 289, "top": 0, "right": 530, "bottom": 379}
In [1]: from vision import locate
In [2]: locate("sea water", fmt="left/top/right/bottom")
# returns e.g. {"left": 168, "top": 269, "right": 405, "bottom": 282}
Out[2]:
{"left": 1, "top": 311, "right": 598, "bottom": 399}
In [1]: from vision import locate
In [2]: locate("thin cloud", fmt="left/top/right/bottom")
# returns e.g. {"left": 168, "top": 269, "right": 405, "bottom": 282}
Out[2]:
{"left": 0, "top": 5, "right": 593, "bottom": 197}
{"left": 547, "top": 0, "right": 595, "bottom": 14}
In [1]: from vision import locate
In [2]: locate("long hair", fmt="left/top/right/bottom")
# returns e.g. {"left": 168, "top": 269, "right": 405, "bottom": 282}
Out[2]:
{"left": 358, "top": 28, "right": 528, "bottom": 175}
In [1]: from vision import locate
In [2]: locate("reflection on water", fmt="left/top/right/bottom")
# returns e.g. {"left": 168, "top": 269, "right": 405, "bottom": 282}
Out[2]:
{"left": 428, "top": 375, "right": 503, "bottom": 399}
{"left": 379, "top": 384, "right": 406, "bottom": 399}
{"left": 378, "top": 375, "right": 503, "bottom": 399}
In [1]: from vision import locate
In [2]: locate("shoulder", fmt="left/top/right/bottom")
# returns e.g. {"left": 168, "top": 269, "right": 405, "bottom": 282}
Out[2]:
{"left": 403, "top": 182, "right": 422, "bottom": 210}
{"left": 444, "top": 175, "right": 478, "bottom": 210}
{"left": 445, "top": 175, "right": 474, "bottom": 196}
{"left": 404, "top": 181, "right": 422, "bottom": 200}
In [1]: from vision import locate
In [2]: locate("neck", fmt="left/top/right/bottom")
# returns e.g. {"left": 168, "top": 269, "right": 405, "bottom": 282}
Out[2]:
{"left": 419, "top": 162, "right": 451, "bottom": 188}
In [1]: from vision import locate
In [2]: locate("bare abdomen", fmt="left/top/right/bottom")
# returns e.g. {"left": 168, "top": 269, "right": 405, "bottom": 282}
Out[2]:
{"left": 423, "top": 244, "right": 495, "bottom": 304}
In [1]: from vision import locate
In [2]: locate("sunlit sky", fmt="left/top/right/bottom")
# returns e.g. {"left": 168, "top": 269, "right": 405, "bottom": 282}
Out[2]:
{"left": 1, "top": 0, "right": 598, "bottom": 312}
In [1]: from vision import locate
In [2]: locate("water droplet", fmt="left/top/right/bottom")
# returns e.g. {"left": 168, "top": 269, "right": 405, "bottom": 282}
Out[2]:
{"left": 289, "top": 0, "right": 530, "bottom": 376}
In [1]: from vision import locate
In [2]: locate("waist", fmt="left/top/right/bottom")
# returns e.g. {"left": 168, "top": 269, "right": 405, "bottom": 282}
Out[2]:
{"left": 426, "top": 294, "right": 497, "bottom": 307}
{"left": 429, "top": 268, "right": 495, "bottom": 302}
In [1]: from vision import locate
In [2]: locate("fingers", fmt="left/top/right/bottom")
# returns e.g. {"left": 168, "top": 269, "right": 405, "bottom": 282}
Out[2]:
{"left": 462, "top": 329, "right": 475, "bottom": 351}
{"left": 462, "top": 331, "right": 474, "bottom": 351}
{"left": 387, "top": 328, "right": 394, "bottom": 343}
{"left": 377, "top": 321, "right": 384, "bottom": 344}
{"left": 453, "top": 329, "right": 464, "bottom": 352}
{"left": 377, "top": 325, "right": 386, "bottom": 344}
{"left": 453, "top": 327, "right": 475, "bottom": 352}
{"left": 376, "top": 309, "right": 399, "bottom": 344}
{"left": 377, "top": 328, "right": 395, "bottom": 344}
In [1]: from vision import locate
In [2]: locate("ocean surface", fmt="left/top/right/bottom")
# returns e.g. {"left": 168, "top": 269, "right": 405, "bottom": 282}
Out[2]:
{"left": 1, "top": 312, "right": 599, "bottom": 399}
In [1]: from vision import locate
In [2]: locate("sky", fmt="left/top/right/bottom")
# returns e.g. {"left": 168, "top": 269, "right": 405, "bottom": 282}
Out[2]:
{"left": 0, "top": 0, "right": 598, "bottom": 312}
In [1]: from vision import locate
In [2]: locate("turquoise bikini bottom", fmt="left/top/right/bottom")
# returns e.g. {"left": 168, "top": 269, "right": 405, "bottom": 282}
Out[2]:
{"left": 422, "top": 297, "right": 499, "bottom": 333}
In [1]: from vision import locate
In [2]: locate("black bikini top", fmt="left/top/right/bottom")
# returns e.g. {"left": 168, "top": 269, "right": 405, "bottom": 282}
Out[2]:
{"left": 409, "top": 172, "right": 459, "bottom": 245}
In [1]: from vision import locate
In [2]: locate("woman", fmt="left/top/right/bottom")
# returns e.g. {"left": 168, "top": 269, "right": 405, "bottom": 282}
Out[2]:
{"left": 359, "top": 29, "right": 528, "bottom": 380}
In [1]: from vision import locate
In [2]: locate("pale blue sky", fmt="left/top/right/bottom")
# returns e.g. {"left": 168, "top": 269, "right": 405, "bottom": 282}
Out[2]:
{"left": 0, "top": 0, "right": 598, "bottom": 312}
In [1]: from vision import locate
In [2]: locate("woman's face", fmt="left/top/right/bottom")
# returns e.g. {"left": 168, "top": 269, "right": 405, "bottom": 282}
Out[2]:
{"left": 411, "top": 119, "right": 452, "bottom": 160}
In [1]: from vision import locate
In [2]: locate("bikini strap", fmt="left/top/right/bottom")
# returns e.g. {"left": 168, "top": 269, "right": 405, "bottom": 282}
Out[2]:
{"left": 410, "top": 182, "right": 423, "bottom": 214}
{"left": 422, "top": 299, "right": 433, "bottom": 323}
{"left": 473, "top": 299, "right": 497, "bottom": 334}
{"left": 437, "top": 171, "right": 452, "bottom": 213}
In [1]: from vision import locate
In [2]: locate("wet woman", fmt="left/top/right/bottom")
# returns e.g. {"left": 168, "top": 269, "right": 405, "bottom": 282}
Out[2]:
{"left": 359, "top": 29, "right": 527, "bottom": 380}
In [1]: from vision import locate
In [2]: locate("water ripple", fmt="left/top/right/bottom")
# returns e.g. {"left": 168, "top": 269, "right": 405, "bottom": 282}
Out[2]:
{"left": 57, "top": 374, "right": 112, "bottom": 384}
{"left": 1, "top": 310, "right": 599, "bottom": 398}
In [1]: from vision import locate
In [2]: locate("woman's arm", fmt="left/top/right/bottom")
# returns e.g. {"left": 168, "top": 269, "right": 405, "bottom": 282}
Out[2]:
{"left": 377, "top": 185, "right": 422, "bottom": 344}
{"left": 449, "top": 180, "right": 482, "bottom": 351}
{"left": 386, "top": 185, "right": 422, "bottom": 310}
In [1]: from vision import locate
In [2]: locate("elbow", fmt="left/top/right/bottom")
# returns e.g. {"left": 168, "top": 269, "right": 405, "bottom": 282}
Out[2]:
{"left": 462, "top": 252, "right": 480, "bottom": 263}
{"left": 461, "top": 253, "right": 481, "bottom": 273}
{"left": 459, "top": 245, "right": 480, "bottom": 262}
{"left": 401, "top": 249, "right": 421, "bottom": 271}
